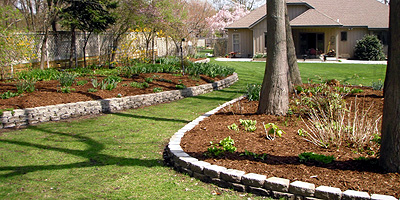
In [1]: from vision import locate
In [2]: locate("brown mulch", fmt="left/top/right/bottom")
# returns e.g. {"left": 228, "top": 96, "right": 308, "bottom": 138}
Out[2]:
{"left": 0, "top": 73, "right": 222, "bottom": 110}
{"left": 181, "top": 88, "right": 400, "bottom": 198}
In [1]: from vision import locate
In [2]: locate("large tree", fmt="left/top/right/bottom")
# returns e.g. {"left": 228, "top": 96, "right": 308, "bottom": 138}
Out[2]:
{"left": 60, "top": 0, "right": 117, "bottom": 68}
{"left": 380, "top": 0, "right": 400, "bottom": 172}
{"left": 256, "top": 0, "right": 289, "bottom": 115}
{"left": 285, "top": 4, "right": 301, "bottom": 87}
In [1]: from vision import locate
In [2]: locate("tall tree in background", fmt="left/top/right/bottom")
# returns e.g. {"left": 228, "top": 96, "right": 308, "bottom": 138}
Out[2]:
{"left": 285, "top": 4, "right": 301, "bottom": 87}
{"left": 380, "top": 0, "right": 400, "bottom": 173}
{"left": 257, "top": 0, "right": 289, "bottom": 115}
{"left": 60, "top": 0, "right": 117, "bottom": 68}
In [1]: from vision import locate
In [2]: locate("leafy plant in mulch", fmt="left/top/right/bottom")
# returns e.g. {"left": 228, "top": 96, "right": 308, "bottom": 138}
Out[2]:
{"left": 246, "top": 83, "right": 261, "bottom": 101}
{"left": 58, "top": 86, "right": 75, "bottom": 93}
{"left": 153, "top": 87, "right": 163, "bottom": 93}
{"left": 298, "top": 152, "right": 335, "bottom": 164}
{"left": 263, "top": 123, "right": 285, "bottom": 140}
{"left": 227, "top": 123, "right": 239, "bottom": 132}
{"left": 15, "top": 79, "right": 36, "bottom": 93}
{"left": 76, "top": 80, "right": 88, "bottom": 86}
{"left": 0, "top": 91, "right": 19, "bottom": 99}
{"left": 372, "top": 79, "right": 384, "bottom": 90}
{"left": 240, "top": 149, "right": 268, "bottom": 161}
{"left": 175, "top": 84, "right": 186, "bottom": 89}
{"left": 17, "top": 68, "right": 60, "bottom": 81}
{"left": 59, "top": 72, "right": 77, "bottom": 87}
{"left": 239, "top": 119, "right": 257, "bottom": 132}
{"left": 206, "top": 136, "right": 237, "bottom": 157}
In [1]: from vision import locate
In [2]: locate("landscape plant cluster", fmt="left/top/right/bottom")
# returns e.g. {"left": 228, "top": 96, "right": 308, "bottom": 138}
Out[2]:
{"left": 0, "top": 57, "right": 235, "bottom": 98}
{"left": 245, "top": 81, "right": 382, "bottom": 155}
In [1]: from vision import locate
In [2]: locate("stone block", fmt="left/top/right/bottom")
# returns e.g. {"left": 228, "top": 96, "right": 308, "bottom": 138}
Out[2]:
{"left": 289, "top": 181, "right": 315, "bottom": 197}
{"left": 371, "top": 194, "right": 397, "bottom": 200}
{"left": 220, "top": 168, "right": 246, "bottom": 183}
{"left": 176, "top": 156, "right": 198, "bottom": 169}
{"left": 190, "top": 161, "right": 211, "bottom": 173}
{"left": 248, "top": 186, "right": 271, "bottom": 196}
{"left": 193, "top": 172, "right": 210, "bottom": 183}
{"left": 342, "top": 190, "right": 370, "bottom": 200}
{"left": 264, "top": 177, "right": 290, "bottom": 192}
{"left": 230, "top": 182, "right": 246, "bottom": 192}
{"left": 211, "top": 178, "right": 230, "bottom": 188}
{"left": 181, "top": 167, "right": 193, "bottom": 177}
{"left": 241, "top": 173, "right": 267, "bottom": 187}
{"left": 203, "top": 165, "right": 227, "bottom": 178}
{"left": 271, "top": 190, "right": 295, "bottom": 200}
{"left": 315, "top": 186, "right": 342, "bottom": 200}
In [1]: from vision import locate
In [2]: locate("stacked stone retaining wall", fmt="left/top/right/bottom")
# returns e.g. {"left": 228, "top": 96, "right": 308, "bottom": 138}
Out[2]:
{"left": 0, "top": 73, "right": 238, "bottom": 130}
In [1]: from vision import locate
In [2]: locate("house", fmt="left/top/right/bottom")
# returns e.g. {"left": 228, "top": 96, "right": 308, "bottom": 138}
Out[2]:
{"left": 225, "top": 0, "right": 389, "bottom": 59}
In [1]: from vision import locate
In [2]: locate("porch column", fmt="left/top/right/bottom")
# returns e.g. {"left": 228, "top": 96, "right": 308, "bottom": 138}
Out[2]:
{"left": 335, "top": 30, "right": 340, "bottom": 59}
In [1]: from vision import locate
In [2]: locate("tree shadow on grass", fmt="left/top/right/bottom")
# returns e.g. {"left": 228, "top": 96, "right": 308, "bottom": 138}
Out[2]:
{"left": 0, "top": 126, "right": 162, "bottom": 178}
{"left": 112, "top": 112, "right": 191, "bottom": 124}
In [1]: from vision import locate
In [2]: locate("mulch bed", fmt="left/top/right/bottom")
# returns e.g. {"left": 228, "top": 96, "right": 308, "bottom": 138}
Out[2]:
{"left": 181, "top": 87, "right": 400, "bottom": 198}
{"left": 0, "top": 73, "right": 222, "bottom": 110}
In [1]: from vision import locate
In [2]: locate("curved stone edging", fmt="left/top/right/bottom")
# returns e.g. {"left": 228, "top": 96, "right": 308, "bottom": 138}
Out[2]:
{"left": 163, "top": 96, "right": 398, "bottom": 200}
{"left": 0, "top": 73, "right": 238, "bottom": 129}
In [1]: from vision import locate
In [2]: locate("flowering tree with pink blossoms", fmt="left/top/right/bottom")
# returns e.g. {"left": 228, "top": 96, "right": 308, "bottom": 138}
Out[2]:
{"left": 206, "top": 3, "right": 249, "bottom": 37}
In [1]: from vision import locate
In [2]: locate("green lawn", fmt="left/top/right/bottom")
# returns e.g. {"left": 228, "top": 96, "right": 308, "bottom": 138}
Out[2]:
{"left": 0, "top": 60, "right": 386, "bottom": 199}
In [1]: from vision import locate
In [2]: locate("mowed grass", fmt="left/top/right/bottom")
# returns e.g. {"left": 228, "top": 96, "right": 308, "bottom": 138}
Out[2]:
{"left": 0, "top": 60, "right": 386, "bottom": 199}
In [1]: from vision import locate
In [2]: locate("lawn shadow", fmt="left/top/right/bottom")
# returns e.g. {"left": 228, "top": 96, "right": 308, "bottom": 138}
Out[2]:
{"left": 0, "top": 126, "right": 162, "bottom": 178}
{"left": 112, "top": 112, "right": 191, "bottom": 124}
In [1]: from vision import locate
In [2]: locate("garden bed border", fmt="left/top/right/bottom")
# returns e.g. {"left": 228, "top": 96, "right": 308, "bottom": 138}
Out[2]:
{"left": 163, "top": 96, "right": 398, "bottom": 200}
{"left": 0, "top": 73, "right": 238, "bottom": 130}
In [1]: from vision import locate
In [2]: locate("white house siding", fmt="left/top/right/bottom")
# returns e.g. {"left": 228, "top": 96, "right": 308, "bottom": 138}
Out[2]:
{"left": 252, "top": 19, "right": 267, "bottom": 55}
{"left": 227, "top": 29, "right": 253, "bottom": 57}
{"left": 288, "top": 5, "right": 309, "bottom": 20}
{"left": 338, "top": 28, "right": 369, "bottom": 58}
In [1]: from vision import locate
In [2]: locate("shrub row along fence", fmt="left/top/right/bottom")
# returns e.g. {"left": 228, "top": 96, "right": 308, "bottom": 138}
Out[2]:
{"left": 0, "top": 73, "right": 238, "bottom": 129}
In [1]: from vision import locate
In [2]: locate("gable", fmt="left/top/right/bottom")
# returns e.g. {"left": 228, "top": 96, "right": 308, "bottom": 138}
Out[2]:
{"left": 226, "top": 0, "right": 389, "bottom": 30}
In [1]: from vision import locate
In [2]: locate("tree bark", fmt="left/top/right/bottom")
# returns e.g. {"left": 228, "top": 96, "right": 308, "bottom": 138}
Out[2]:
{"left": 69, "top": 25, "right": 76, "bottom": 68}
{"left": 285, "top": 4, "right": 302, "bottom": 89}
{"left": 257, "top": 0, "right": 289, "bottom": 115}
{"left": 40, "top": 29, "right": 48, "bottom": 70}
{"left": 380, "top": 0, "right": 400, "bottom": 173}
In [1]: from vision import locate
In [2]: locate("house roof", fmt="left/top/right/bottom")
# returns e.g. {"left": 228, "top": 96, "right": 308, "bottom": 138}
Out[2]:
{"left": 226, "top": 0, "right": 389, "bottom": 29}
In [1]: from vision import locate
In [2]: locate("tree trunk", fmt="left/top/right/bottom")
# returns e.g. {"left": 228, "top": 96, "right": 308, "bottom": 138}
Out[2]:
{"left": 285, "top": 4, "right": 302, "bottom": 89}
{"left": 40, "top": 29, "right": 49, "bottom": 70}
{"left": 380, "top": 0, "right": 400, "bottom": 173}
{"left": 83, "top": 32, "right": 92, "bottom": 68}
{"left": 257, "top": 0, "right": 289, "bottom": 115}
{"left": 69, "top": 25, "right": 76, "bottom": 68}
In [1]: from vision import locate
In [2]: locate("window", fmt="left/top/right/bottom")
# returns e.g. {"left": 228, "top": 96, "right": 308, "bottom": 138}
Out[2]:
{"left": 341, "top": 31, "right": 347, "bottom": 41}
{"left": 264, "top": 32, "right": 268, "bottom": 48}
{"left": 233, "top": 33, "right": 240, "bottom": 52}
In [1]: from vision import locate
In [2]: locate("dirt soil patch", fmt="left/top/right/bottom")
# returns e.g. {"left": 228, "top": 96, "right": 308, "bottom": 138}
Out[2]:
{"left": 0, "top": 73, "right": 223, "bottom": 110}
{"left": 181, "top": 87, "right": 400, "bottom": 198}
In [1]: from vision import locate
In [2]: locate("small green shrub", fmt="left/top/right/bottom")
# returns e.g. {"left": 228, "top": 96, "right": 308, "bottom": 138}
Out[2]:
{"left": 239, "top": 119, "right": 257, "bottom": 132}
{"left": 145, "top": 77, "right": 153, "bottom": 83}
{"left": 175, "top": 84, "right": 186, "bottom": 89}
{"left": 58, "top": 86, "right": 75, "bottom": 93}
{"left": 17, "top": 68, "right": 60, "bottom": 81}
{"left": 59, "top": 72, "right": 77, "bottom": 87}
{"left": 354, "top": 34, "right": 386, "bottom": 61}
{"left": 104, "top": 75, "right": 123, "bottom": 83}
{"left": 91, "top": 79, "right": 100, "bottom": 88}
{"left": 350, "top": 88, "right": 364, "bottom": 94}
{"left": 240, "top": 149, "right": 268, "bottom": 160}
{"left": 372, "top": 79, "right": 384, "bottom": 90}
{"left": 15, "top": 79, "right": 36, "bottom": 93}
{"left": 153, "top": 87, "right": 163, "bottom": 93}
{"left": 298, "top": 152, "right": 335, "bottom": 164}
{"left": 87, "top": 88, "right": 98, "bottom": 93}
{"left": 246, "top": 84, "right": 261, "bottom": 101}
{"left": 76, "top": 80, "right": 88, "bottom": 86}
{"left": 264, "top": 123, "right": 285, "bottom": 140}
{"left": 1, "top": 91, "right": 20, "bottom": 99}
{"left": 206, "top": 136, "right": 237, "bottom": 157}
